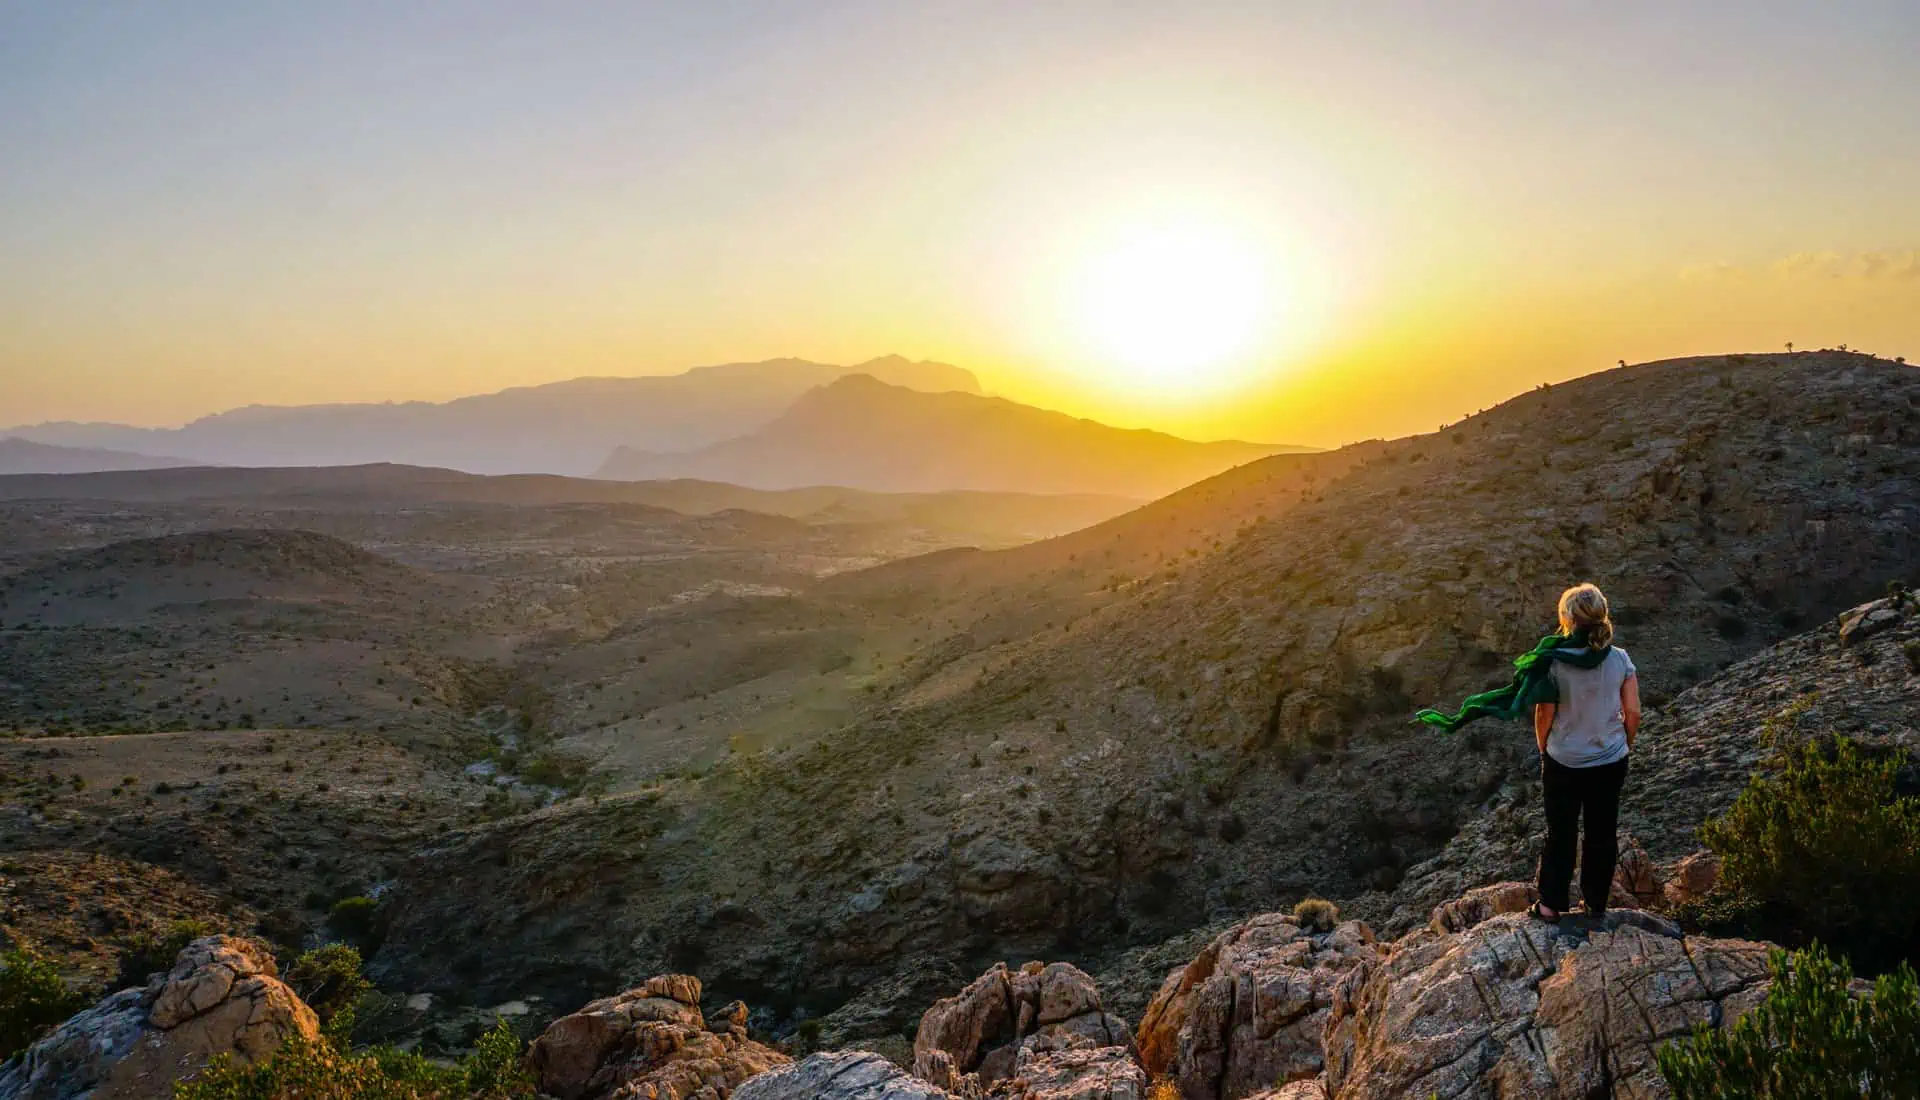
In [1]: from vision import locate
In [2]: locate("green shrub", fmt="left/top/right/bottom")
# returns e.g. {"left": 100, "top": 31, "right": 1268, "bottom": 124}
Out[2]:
{"left": 327, "top": 896, "right": 384, "bottom": 954}
{"left": 1698, "top": 736, "right": 1920, "bottom": 971}
{"left": 283, "top": 944, "right": 370, "bottom": 1032}
{"left": 1658, "top": 943, "right": 1920, "bottom": 1099}
{"left": 1, "top": 947, "right": 92, "bottom": 1059}
{"left": 173, "top": 1018, "right": 533, "bottom": 1099}
{"left": 118, "top": 919, "right": 214, "bottom": 987}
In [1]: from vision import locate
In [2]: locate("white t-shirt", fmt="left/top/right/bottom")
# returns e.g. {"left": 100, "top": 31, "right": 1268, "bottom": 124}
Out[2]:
{"left": 1546, "top": 647, "right": 1636, "bottom": 768}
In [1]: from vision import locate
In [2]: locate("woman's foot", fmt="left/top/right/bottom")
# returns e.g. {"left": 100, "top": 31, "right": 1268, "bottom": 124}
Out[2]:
{"left": 1531, "top": 901, "right": 1560, "bottom": 923}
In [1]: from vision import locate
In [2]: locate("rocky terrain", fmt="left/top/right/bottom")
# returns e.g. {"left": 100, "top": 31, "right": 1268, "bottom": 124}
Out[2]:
{"left": 373, "top": 352, "right": 1919, "bottom": 1035}
{"left": 1, "top": 873, "right": 1784, "bottom": 1099}
{"left": 0, "top": 351, "right": 1914, "bottom": 1096}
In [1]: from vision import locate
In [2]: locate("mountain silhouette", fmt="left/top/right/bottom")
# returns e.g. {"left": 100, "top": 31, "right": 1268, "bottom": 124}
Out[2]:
{"left": 4, "top": 356, "right": 977, "bottom": 475}
{"left": 0, "top": 437, "right": 199, "bottom": 475}
{"left": 596, "top": 373, "right": 1302, "bottom": 496}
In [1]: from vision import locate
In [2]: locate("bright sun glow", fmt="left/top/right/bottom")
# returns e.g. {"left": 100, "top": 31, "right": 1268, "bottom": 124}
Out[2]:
{"left": 1071, "top": 222, "right": 1273, "bottom": 395}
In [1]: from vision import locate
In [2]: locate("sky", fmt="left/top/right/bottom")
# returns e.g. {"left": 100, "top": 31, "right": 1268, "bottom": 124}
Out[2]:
{"left": 3, "top": 1, "right": 1918, "bottom": 447}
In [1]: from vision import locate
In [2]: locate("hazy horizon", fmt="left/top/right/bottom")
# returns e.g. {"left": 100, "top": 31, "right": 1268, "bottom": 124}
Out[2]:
{"left": 5, "top": 2, "right": 1919, "bottom": 449}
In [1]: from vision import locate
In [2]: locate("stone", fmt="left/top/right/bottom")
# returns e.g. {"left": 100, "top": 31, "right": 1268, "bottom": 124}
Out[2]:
{"left": 1002, "top": 1046, "right": 1149, "bottom": 1099}
{"left": 0, "top": 935, "right": 318, "bottom": 1100}
{"left": 735, "top": 1050, "right": 962, "bottom": 1099}
{"left": 914, "top": 961, "right": 1132, "bottom": 1090}
{"left": 1661, "top": 849, "right": 1723, "bottom": 907}
{"left": 525, "top": 973, "right": 789, "bottom": 1100}
{"left": 1838, "top": 597, "right": 1905, "bottom": 645}
{"left": 1428, "top": 880, "right": 1536, "bottom": 933}
{"left": 1608, "top": 833, "right": 1661, "bottom": 909}
{"left": 1135, "top": 914, "right": 1378, "bottom": 1100}
{"left": 1322, "top": 911, "right": 1772, "bottom": 1099}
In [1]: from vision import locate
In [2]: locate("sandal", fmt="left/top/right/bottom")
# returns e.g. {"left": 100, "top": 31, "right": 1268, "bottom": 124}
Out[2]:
{"left": 1530, "top": 901, "right": 1560, "bottom": 924}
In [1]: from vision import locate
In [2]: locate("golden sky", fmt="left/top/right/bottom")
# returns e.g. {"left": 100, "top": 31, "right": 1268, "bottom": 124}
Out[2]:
{"left": 3, "top": 3, "right": 1917, "bottom": 448}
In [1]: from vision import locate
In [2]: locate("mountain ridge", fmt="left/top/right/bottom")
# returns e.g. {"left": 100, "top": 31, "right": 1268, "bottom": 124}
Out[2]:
{"left": 597, "top": 373, "right": 1305, "bottom": 497}
{"left": 5, "top": 356, "right": 980, "bottom": 476}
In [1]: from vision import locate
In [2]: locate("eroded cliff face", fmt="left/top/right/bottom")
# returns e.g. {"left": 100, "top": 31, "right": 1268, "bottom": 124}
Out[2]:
{"left": 372, "top": 354, "right": 1919, "bottom": 1030}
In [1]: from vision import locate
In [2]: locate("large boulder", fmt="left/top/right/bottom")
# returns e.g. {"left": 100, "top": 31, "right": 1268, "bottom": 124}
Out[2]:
{"left": 1322, "top": 909, "right": 1773, "bottom": 1099}
{"left": 913, "top": 962, "right": 1132, "bottom": 1089}
{"left": 0, "top": 936, "right": 319, "bottom": 1100}
{"left": 524, "top": 973, "right": 788, "bottom": 1100}
{"left": 1135, "top": 913, "right": 1379, "bottom": 1099}
{"left": 736, "top": 1050, "right": 959, "bottom": 1099}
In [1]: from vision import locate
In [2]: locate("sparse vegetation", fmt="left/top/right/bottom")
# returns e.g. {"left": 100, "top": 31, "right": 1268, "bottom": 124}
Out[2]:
{"left": 1291, "top": 897, "right": 1340, "bottom": 933}
{"left": 173, "top": 1017, "right": 533, "bottom": 1099}
{"left": 1696, "top": 735, "right": 1920, "bottom": 973}
{"left": 118, "top": 919, "right": 214, "bottom": 987}
{"left": 1, "top": 946, "right": 93, "bottom": 1060}
{"left": 1657, "top": 943, "right": 1920, "bottom": 1099}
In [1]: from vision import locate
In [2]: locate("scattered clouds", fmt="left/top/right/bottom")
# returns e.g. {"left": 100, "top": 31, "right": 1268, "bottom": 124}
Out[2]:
{"left": 1684, "top": 249, "right": 1920, "bottom": 282}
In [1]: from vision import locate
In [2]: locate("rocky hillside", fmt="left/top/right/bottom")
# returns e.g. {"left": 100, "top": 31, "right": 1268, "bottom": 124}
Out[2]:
{"left": 596, "top": 374, "right": 1299, "bottom": 496}
{"left": 372, "top": 352, "right": 1918, "bottom": 1035}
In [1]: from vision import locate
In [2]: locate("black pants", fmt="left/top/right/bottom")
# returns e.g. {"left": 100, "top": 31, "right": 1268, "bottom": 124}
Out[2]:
{"left": 1537, "top": 754, "right": 1629, "bottom": 913}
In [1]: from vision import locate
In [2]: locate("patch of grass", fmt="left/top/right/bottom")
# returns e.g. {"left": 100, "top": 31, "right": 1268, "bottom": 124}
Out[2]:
{"left": 1291, "top": 897, "right": 1340, "bottom": 933}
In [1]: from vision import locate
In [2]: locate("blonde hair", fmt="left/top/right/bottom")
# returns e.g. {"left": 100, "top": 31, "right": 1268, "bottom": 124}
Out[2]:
{"left": 1557, "top": 583, "right": 1614, "bottom": 649}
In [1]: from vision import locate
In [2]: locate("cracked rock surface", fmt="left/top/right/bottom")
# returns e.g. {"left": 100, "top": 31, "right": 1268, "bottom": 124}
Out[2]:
{"left": 913, "top": 961, "right": 1133, "bottom": 1090}
{"left": 1322, "top": 903, "right": 1772, "bottom": 1100}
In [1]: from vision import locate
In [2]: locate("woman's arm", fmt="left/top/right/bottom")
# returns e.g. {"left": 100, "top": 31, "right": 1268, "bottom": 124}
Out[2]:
{"left": 1621, "top": 676, "right": 1641, "bottom": 749}
{"left": 1534, "top": 703, "right": 1555, "bottom": 754}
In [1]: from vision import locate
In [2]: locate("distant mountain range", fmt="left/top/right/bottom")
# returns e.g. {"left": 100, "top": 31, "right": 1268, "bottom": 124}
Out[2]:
{"left": 4, "top": 356, "right": 978, "bottom": 476}
{"left": 0, "top": 437, "right": 200, "bottom": 475}
{"left": 597, "top": 373, "right": 1305, "bottom": 497}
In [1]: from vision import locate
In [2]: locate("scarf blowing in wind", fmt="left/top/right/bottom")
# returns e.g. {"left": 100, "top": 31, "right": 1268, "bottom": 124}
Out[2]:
{"left": 1414, "top": 628, "right": 1612, "bottom": 732}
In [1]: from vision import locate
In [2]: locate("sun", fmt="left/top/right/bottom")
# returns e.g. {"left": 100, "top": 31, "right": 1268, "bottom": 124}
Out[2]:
{"left": 1070, "top": 222, "right": 1272, "bottom": 395}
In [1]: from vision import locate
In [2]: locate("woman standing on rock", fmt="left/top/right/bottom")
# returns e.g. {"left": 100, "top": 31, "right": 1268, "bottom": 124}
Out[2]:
{"left": 1415, "top": 582, "right": 1641, "bottom": 922}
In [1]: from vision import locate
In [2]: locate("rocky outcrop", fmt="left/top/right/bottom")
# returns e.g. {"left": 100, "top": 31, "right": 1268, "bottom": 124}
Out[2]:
{"left": 736, "top": 1050, "right": 958, "bottom": 1099}
{"left": 1135, "top": 914, "right": 1379, "bottom": 1099}
{"left": 1124, "top": 883, "right": 1782, "bottom": 1099}
{"left": 0, "top": 936, "right": 318, "bottom": 1100}
{"left": 1323, "top": 899, "right": 1773, "bottom": 1099}
{"left": 525, "top": 973, "right": 788, "bottom": 1100}
{"left": 913, "top": 962, "right": 1133, "bottom": 1089}
{"left": 1001, "top": 1046, "right": 1148, "bottom": 1099}
{"left": 1660, "top": 850, "right": 1722, "bottom": 908}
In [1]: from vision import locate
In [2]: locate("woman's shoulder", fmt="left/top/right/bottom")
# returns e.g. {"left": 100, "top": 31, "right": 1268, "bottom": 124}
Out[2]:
{"left": 1609, "top": 646, "right": 1636, "bottom": 671}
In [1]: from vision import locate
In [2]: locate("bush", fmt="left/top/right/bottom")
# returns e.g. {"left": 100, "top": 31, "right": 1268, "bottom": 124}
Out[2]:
{"left": 1, "top": 947, "right": 93, "bottom": 1059}
{"left": 1291, "top": 897, "right": 1340, "bottom": 933}
{"left": 118, "top": 919, "right": 213, "bottom": 987}
{"left": 173, "top": 1016, "right": 533, "bottom": 1099}
{"left": 327, "top": 896, "right": 384, "bottom": 954}
{"left": 283, "top": 944, "right": 370, "bottom": 1032}
{"left": 1658, "top": 943, "right": 1920, "bottom": 1098}
{"left": 1698, "top": 736, "right": 1920, "bottom": 971}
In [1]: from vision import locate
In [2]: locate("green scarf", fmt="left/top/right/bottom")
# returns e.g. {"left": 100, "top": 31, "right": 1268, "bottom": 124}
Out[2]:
{"left": 1413, "top": 629, "right": 1611, "bottom": 732}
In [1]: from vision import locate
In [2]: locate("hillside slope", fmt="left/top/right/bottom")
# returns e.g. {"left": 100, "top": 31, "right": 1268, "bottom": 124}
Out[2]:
{"left": 367, "top": 352, "right": 1918, "bottom": 1028}
{"left": 6, "top": 356, "right": 977, "bottom": 475}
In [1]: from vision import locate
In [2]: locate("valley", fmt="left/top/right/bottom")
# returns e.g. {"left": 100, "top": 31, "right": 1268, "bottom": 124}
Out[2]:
{"left": 2, "top": 351, "right": 1916, "bottom": 1095}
